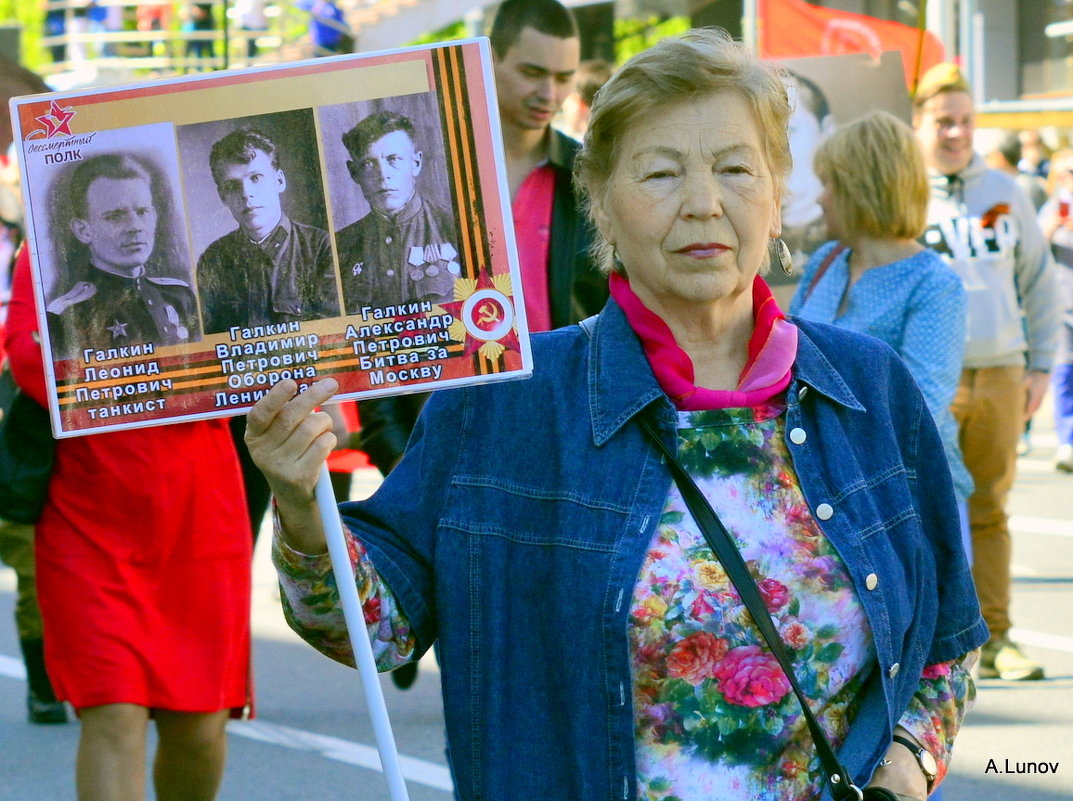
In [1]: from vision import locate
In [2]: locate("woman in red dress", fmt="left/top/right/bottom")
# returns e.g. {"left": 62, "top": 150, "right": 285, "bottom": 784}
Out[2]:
{"left": 5, "top": 246, "right": 252, "bottom": 801}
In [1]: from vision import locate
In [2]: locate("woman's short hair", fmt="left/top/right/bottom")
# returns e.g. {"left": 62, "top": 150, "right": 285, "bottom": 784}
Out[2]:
{"left": 813, "top": 110, "right": 929, "bottom": 240}
{"left": 574, "top": 28, "right": 791, "bottom": 273}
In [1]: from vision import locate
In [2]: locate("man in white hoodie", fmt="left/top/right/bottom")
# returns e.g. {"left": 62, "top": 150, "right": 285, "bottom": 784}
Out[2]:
{"left": 914, "top": 63, "right": 1061, "bottom": 681}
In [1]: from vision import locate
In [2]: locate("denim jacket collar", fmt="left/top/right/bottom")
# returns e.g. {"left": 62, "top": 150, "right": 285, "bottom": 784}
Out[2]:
{"left": 790, "top": 319, "right": 868, "bottom": 413}
{"left": 586, "top": 299, "right": 666, "bottom": 447}
{"left": 585, "top": 300, "right": 867, "bottom": 447}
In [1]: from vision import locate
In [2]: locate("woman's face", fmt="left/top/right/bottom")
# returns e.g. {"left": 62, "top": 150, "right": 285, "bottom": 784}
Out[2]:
{"left": 592, "top": 90, "right": 781, "bottom": 312}
{"left": 818, "top": 175, "right": 841, "bottom": 239}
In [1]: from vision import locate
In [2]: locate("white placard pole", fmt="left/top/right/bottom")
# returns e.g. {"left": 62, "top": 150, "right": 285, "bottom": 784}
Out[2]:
{"left": 316, "top": 464, "right": 411, "bottom": 801}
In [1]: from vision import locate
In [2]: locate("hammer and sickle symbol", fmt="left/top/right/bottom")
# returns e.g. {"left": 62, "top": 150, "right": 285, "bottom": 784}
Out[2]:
{"left": 477, "top": 302, "right": 501, "bottom": 325}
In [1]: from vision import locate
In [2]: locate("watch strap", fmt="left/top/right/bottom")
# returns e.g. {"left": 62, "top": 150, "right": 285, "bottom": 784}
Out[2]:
{"left": 892, "top": 734, "right": 937, "bottom": 785}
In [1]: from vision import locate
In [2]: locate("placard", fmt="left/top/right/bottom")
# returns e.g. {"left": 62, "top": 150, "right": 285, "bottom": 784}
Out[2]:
{"left": 12, "top": 39, "right": 530, "bottom": 437}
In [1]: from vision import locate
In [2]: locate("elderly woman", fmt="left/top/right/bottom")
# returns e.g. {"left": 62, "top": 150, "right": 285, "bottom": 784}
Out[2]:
{"left": 789, "top": 111, "right": 973, "bottom": 556}
{"left": 248, "top": 29, "right": 986, "bottom": 801}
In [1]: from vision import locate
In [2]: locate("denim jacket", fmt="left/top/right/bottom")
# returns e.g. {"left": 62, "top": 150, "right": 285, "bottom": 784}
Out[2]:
{"left": 341, "top": 298, "right": 987, "bottom": 801}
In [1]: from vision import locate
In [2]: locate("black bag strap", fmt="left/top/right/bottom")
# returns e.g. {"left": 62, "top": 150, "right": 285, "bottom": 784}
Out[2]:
{"left": 639, "top": 414, "right": 863, "bottom": 801}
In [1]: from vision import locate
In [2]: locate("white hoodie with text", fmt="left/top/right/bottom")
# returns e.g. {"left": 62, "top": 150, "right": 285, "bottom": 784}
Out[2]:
{"left": 923, "top": 154, "right": 1060, "bottom": 371}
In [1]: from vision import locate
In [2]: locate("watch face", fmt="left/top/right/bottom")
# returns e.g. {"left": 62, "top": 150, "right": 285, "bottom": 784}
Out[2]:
{"left": 920, "top": 749, "right": 939, "bottom": 778}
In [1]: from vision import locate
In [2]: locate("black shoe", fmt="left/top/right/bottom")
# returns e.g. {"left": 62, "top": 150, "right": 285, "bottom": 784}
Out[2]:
{"left": 19, "top": 637, "right": 68, "bottom": 723}
{"left": 27, "top": 690, "right": 68, "bottom": 724}
{"left": 391, "top": 662, "right": 419, "bottom": 690}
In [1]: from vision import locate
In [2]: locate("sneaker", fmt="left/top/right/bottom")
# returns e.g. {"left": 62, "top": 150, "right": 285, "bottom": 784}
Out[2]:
{"left": 1055, "top": 444, "right": 1073, "bottom": 474}
{"left": 979, "top": 639, "right": 1045, "bottom": 681}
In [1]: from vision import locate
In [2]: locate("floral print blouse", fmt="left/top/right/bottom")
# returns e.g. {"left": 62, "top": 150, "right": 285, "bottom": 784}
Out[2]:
{"left": 273, "top": 403, "right": 974, "bottom": 801}
{"left": 629, "top": 406, "right": 973, "bottom": 800}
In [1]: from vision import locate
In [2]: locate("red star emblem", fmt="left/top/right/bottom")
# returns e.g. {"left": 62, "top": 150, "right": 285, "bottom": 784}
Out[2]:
{"left": 440, "top": 270, "right": 520, "bottom": 358}
{"left": 34, "top": 100, "right": 76, "bottom": 138}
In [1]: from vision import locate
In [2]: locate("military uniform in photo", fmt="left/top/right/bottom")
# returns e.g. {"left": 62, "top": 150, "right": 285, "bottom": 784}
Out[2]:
{"left": 197, "top": 214, "right": 340, "bottom": 334}
{"left": 337, "top": 193, "right": 459, "bottom": 314}
{"left": 47, "top": 268, "right": 199, "bottom": 360}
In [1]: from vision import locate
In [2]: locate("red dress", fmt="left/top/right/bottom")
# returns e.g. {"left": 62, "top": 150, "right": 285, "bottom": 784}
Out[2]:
{"left": 5, "top": 249, "right": 252, "bottom": 713}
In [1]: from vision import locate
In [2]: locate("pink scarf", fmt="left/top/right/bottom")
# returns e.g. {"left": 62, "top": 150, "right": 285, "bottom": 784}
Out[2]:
{"left": 609, "top": 271, "right": 798, "bottom": 410}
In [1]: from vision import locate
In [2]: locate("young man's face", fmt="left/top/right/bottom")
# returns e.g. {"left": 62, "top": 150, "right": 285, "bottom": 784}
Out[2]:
{"left": 493, "top": 26, "right": 580, "bottom": 133}
{"left": 71, "top": 175, "right": 158, "bottom": 274}
{"left": 914, "top": 90, "right": 975, "bottom": 176}
{"left": 348, "top": 129, "right": 422, "bottom": 216}
{"left": 216, "top": 148, "right": 286, "bottom": 241}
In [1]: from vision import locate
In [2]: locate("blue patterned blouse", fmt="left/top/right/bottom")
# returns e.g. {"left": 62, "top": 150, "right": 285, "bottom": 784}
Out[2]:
{"left": 789, "top": 241, "right": 973, "bottom": 501}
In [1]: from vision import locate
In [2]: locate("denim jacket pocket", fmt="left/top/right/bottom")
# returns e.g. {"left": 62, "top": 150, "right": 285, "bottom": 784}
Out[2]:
{"left": 445, "top": 472, "right": 631, "bottom": 551}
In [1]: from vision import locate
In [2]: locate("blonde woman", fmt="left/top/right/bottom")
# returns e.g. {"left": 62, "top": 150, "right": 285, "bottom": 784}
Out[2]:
{"left": 790, "top": 112, "right": 973, "bottom": 546}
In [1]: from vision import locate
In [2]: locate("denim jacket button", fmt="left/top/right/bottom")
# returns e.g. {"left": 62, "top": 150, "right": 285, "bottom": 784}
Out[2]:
{"left": 888, "top": 662, "right": 900, "bottom": 678}
{"left": 816, "top": 502, "right": 834, "bottom": 520}
{"left": 797, "top": 385, "right": 809, "bottom": 400}
{"left": 790, "top": 427, "right": 807, "bottom": 445}
{"left": 865, "top": 573, "right": 879, "bottom": 590}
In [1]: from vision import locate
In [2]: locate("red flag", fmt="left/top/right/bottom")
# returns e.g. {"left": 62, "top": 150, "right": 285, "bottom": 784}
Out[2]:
{"left": 758, "top": 0, "right": 945, "bottom": 89}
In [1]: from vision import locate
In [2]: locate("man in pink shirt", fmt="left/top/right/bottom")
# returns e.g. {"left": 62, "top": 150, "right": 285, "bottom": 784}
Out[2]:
{"left": 491, "top": 0, "right": 606, "bottom": 333}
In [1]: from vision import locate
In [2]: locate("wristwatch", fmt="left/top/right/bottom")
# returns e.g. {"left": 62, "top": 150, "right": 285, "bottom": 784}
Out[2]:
{"left": 892, "top": 734, "right": 938, "bottom": 788}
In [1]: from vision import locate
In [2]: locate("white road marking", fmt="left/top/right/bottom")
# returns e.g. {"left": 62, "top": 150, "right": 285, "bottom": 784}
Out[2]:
{"left": 0, "top": 654, "right": 25, "bottom": 679}
{"left": 228, "top": 719, "right": 453, "bottom": 792}
{"left": 1009, "top": 516, "right": 1071, "bottom": 538}
{"left": 0, "top": 654, "right": 452, "bottom": 793}
{"left": 1009, "top": 628, "right": 1073, "bottom": 654}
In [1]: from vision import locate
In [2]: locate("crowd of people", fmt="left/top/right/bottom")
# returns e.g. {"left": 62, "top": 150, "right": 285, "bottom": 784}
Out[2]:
{"left": 1, "top": 2, "right": 1072, "bottom": 801}
{"left": 39, "top": 0, "right": 339, "bottom": 67}
{"left": 43, "top": 1, "right": 225, "bottom": 65}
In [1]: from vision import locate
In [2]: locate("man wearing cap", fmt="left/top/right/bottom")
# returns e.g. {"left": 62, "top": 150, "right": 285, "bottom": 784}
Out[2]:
{"left": 914, "top": 63, "right": 1061, "bottom": 681}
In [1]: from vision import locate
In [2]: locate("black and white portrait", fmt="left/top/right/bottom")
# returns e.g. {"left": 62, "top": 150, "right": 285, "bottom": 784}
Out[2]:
{"left": 320, "top": 93, "right": 460, "bottom": 314}
{"left": 35, "top": 125, "right": 198, "bottom": 361}
{"left": 177, "top": 109, "right": 340, "bottom": 334}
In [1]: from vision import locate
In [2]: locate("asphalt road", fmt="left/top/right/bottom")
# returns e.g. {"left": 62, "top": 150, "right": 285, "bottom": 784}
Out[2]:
{"left": 1, "top": 407, "right": 1070, "bottom": 801}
